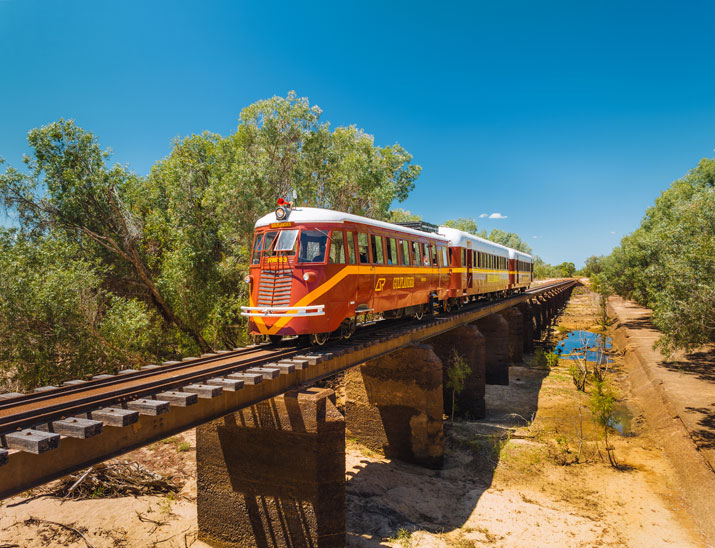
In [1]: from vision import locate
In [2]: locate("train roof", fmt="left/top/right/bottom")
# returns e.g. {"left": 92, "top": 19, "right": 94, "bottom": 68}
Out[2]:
{"left": 437, "top": 226, "right": 511, "bottom": 257}
{"left": 254, "top": 207, "right": 450, "bottom": 242}
{"left": 508, "top": 249, "right": 533, "bottom": 262}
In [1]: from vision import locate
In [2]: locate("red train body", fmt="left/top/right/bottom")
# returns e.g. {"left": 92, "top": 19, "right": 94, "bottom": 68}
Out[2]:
{"left": 241, "top": 206, "right": 533, "bottom": 342}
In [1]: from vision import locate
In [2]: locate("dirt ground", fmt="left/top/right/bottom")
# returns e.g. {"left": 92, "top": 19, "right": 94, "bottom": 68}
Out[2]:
{"left": 0, "top": 286, "right": 711, "bottom": 547}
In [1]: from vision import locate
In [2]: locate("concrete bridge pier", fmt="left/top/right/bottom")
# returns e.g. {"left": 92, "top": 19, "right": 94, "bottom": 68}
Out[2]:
{"left": 516, "top": 302, "right": 535, "bottom": 353}
{"left": 474, "top": 313, "right": 510, "bottom": 385}
{"left": 546, "top": 291, "right": 559, "bottom": 324}
{"left": 428, "top": 325, "right": 486, "bottom": 419}
{"left": 500, "top": 307, "right": 524, "bottom": 364}
{"left": 530, "top": 297, "right": 545, "bottom": 336}
{"left": 196, "top": 388, "right": 346, "bottom": 548}
{"left": 345, "top": 344, "right": 444, "bottom": 468}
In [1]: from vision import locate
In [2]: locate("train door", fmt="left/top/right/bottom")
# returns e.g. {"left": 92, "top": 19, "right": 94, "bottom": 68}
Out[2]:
{"left": 354, "top": 231, "right": 374, "bottom": 312}
{"left": 467, "top": 248, "right": 473, "bottom": 289}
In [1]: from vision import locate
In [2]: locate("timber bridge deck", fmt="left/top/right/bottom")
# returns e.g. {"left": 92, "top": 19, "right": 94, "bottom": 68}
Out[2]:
{"left": 0, "top": 279, "right": 576, "bottom": 507}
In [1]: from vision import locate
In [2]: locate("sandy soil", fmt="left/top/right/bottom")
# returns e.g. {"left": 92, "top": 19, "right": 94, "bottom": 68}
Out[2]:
{"left": 0, "top": 286, "right": 710, "bottom": 547}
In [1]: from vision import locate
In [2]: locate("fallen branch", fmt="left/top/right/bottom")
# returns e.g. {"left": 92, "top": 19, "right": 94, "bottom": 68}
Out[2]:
{"left": 25, "top": 518, "right": 94, "bottom": 548}
{"left": 43, "top": 462, "right": 181, "bottom": 499}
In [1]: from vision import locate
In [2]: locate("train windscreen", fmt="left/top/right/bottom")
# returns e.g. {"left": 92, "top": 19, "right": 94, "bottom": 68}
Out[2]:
{"left": 274, "top": 229, "right": 298, "bottom": 253}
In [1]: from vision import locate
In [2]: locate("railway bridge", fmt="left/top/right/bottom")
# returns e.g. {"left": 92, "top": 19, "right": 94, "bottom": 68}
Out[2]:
{"left": 0, "top": 279, "right": 576, "bottom": 547}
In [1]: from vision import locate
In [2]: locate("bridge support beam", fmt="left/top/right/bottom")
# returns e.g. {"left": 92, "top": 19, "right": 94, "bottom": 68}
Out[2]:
{"left": 501, "top": 307, "right": 524, "bottom": 364}
{"left": 516, "top": 302, "right": 535, "bottom": 353}
{"left": 345, "top": 344, "right": 444, "bottom": 468}
{"left": 531, "top": 297, "right": 546, "bottom": 335}
{"left": 474, "top": 313, "right": 510, "bottom": 385}
{"left": 428, "top": 325, "right": 486, "bottom": 419}
{"left": 196, "top": 388, "right": 345, "bottom": 548}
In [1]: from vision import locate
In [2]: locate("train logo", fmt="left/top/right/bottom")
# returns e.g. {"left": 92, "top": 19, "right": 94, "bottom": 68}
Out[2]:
{"left": 375, "top": 278, "right": 386, "bottom": 291}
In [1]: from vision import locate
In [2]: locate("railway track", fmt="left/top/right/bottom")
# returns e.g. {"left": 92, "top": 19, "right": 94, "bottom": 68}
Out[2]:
{"left": 0, "top": 280, "right": 573, "bottom": 498}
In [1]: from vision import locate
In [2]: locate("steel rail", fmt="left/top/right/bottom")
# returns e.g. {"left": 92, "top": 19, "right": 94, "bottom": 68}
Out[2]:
{"left": 0, "top": 279, "right": 566, "bottom": 432}
{"left": 0, "top": 344, "right": 290, "bottom": 411}
{"left": 0, "top": 279, "right": 575, "bottom": 499}
{"left": 0, "top": 347, "right": 302, "bottom": 434}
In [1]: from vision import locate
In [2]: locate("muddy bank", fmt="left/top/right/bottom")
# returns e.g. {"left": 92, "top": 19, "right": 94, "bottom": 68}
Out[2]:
{"left": 345, "top": 286, "right": 705, "bottom": 547}
{"left": 608, "top": 296, "right": 715, "bottom": 545}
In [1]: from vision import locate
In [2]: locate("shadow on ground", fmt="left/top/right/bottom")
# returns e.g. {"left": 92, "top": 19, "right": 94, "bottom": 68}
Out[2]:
{"left": 345, "top": 364, "right": 548, "bottom": 546}
{"left": 662, "top": 347, "right": 715, "bottom": 383}
{"left": 684, "top": 404, "right": 715, "bottom": 451}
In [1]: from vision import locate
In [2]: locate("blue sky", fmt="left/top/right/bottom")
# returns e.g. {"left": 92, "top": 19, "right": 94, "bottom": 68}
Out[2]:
{"left": 1, "top": 0, "right": 713, "bottom": 266}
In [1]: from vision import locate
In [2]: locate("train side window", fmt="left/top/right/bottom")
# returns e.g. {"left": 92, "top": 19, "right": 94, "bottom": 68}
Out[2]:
{"left": 421, "top": 243, "right": 430, "bottom": 266}
{"left": 411, "top": 241, "right": 421, "bottom": 266}
{"left": 357, "top": 233, "right": 369, "bottom": 263}
{"left": 298, "top": 230, "right": 328, "bottom": 263}
{"left": 251, "top": 233, "right": 264, "bottom": 265}
{"left": 346, "top": 232, "right": 356, "bottom": 264}
{"left": 386, "top": 237, "right": 397, "bottom": 265}
{"left": 431, "top": 244, "right": 438, "bottom": 266}
{"left": 442, "top": 247, "right": 448, "bottom": 267}
{"left": 328, "top": 231, "right": 346, "bottom": 264}
{"left": 400, "top": 239, "right": 410, "bottom": 266}
{"left": 461, "top": 249, "right": 466, "bottom": 267}
{"left": 371, "top": 235, "right": 384, "bottom": 264}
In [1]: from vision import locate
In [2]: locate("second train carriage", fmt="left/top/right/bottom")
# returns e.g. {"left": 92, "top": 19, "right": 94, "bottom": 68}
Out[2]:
{"left": 241, "top": 204, "right": 533, "bottom": 343}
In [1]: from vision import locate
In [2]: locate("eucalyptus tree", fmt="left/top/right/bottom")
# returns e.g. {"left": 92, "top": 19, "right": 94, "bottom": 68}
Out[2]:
{"left": 0, "top": 120, "right": 213, "bottom": 352}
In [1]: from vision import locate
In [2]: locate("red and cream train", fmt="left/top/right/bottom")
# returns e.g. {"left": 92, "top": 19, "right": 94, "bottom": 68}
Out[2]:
{"left": 241, "top": 203, "right": 533, "bottom": 344}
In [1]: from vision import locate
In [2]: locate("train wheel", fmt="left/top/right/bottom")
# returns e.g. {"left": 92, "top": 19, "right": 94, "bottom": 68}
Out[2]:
{"left": 311, "top": 332, "right": 330, "bottom": 346}
{"left": 414, "top": 306, "right": 425, "bottom": 321}
{"left": 442, "top": 300, "right": 451, "bottom": 314}
{"left": 340, "top": 319, "right": 356, "bottom": 340}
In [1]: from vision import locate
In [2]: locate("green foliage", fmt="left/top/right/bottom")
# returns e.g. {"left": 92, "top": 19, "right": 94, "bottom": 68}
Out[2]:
{"left": 533, "top": 347, "right": 549, "bottom": 368}
{"left": 589, "top": 378, "right": 616, "bottom": 430}
{"left": 446, "top": 350, "right": 471, "bottom": 422}
{"left": 600, "top": 158, "right": 715, "bottom": 352}
{"left": 0, "top": 230, "right": 158, "bottom": 389}
{"left": 486, "top": 228, "right": 532, "bottom": 254}
{"left": 442, "top": 218, "right": 534, "bottom": 255}
{"left": 388, "top": 208, "right": 422, "bottom": 223}
{"left": 391, "top": 528, "right": 412, "bottom": 548}
{"left": 580, "top": 255, "right": 605, "bottom": 277}
{"left": 533, "top": 257, "right": 575, "bottom": 279}
{"left": 443, "top": 217, "right": 483, "bottom": 236}
{"left": 0, "top": 93, "right": 423, "bottom": 389}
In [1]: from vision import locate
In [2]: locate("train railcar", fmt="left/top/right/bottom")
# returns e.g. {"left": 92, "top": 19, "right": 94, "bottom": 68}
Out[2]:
{"left": 437, "top": 226, "right": 512, "bottom": 301}
{"left": 508, "top": 249, "right": 533, "bottom": 292}
{"left": 240, "top": 205, "right": 451, "bottom": 344}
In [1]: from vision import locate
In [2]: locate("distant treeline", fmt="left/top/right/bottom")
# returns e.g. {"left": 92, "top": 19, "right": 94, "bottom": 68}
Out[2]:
{"left": 583, "top": 159, "right": 714, "bottom": 353}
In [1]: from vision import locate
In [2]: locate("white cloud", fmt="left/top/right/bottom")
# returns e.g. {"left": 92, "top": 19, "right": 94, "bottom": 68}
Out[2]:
{"left": 610, "top": 231, "right": 616, "bottom": 235}
{"left": 532, "top": 235, "right": 541, "bottom": 239}
{"left": 479, "top": 213, "right": 488, "bottom": 218}
{"left": 488, "top": 212, "right": 507, "bottom": 219}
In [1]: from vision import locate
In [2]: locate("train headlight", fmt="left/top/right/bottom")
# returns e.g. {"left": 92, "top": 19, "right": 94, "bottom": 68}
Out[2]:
{"left": 303, "top": 272, "right": 317, "bottom": 282}
{"left": 244, "top": 275, "right": 253, "bottom": 284}
{"left": 275, "top": 206, "right": 288, "bottom": 220}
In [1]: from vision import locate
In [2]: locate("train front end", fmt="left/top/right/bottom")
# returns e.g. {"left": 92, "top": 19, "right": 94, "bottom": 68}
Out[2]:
{"left": 240, "top": 203, "right": 347, "bottom": 339}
